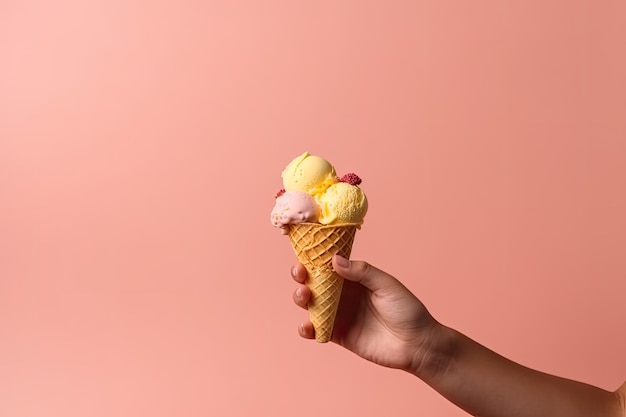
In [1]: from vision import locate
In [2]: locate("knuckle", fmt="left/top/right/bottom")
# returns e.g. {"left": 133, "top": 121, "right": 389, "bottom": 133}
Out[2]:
{"left": 353, "top": 260, "right": 372, "bottom": 276}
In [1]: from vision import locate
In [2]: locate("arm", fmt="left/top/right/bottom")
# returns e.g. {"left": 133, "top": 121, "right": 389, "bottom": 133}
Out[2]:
{"left": 417, "top": 324, "right": 625, "bottom": 417}
{"left": 290, "top": 256, "right": 626, "bottom": 417}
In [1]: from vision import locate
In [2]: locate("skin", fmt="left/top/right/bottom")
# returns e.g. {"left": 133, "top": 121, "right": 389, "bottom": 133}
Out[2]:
{"left": 291, "top": 255, "right": 626, "bottom": 417}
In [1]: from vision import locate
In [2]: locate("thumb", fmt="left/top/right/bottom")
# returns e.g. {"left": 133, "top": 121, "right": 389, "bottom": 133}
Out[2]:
{"left": 332, "top": 254, "right": 402, "bottom": 294}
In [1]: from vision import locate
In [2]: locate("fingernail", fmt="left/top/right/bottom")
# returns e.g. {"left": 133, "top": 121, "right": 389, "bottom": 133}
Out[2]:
{"left": 298, "top": 323, "right": 304, "bottom": 335}
{"left": 290, "top": 266, "right": 297, "bottom": 277}
{"left": 295, "top": 287, "right": 301, "bottom": 298}
{"left": 335, "top": 255, "right": 350, "bottom": 268}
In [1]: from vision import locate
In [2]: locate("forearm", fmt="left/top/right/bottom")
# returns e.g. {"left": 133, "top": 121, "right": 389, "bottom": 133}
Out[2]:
{"left": 414, "top": 324, "right": 623, "bottom": 417}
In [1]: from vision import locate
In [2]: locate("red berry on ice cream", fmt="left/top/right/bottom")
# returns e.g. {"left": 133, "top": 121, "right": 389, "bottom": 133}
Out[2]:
{"left": 339, "top": 173, "right": 362, "bottom": 186}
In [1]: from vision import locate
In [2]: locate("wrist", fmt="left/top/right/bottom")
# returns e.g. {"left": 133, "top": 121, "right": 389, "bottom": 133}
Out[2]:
{"left": 408, "top": 322, "right": 458, "bottom": 381}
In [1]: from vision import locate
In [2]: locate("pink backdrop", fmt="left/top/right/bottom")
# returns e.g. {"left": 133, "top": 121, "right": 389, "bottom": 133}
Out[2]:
{"left": 1, "top": 1, "right": 625, "bottom": 416}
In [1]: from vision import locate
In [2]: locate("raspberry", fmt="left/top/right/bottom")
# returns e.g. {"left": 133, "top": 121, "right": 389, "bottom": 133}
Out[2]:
{"left": 339, "top": 173, "right": 362, "bottom": 186}
{"left": 275, "top": 188, "right": 286, "bottom": 198}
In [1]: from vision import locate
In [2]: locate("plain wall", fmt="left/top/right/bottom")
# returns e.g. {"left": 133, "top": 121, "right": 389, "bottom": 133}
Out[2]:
{"left": 1, "top": 1, "right": 625, "bottom": 416}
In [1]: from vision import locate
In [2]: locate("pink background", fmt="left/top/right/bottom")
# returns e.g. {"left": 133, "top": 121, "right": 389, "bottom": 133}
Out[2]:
{"left": 1, "top": 1, "right": 625, "bottom": 416}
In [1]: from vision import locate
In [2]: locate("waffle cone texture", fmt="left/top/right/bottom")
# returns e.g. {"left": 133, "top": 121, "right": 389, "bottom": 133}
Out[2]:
{"left": 287, "top": 223, "right": 358, "bottom": 343}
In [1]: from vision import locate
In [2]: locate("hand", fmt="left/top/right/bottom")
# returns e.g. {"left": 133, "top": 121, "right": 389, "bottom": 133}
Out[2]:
{"left": 291, "top": 255, "right": 439, "bottom": 373}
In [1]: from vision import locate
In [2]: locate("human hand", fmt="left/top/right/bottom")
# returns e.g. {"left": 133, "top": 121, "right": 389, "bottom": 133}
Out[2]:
{"left": 291, "top": 255, "right": 439, "bottom": 373}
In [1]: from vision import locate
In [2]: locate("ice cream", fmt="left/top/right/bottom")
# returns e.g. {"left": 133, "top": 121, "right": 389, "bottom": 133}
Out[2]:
{"left": 270, "top": 190, "right": 320, "bottom": 234}
{"left": 271, "top": 152, "right": 368, "bottom": 228}
{"left": 317, "top": 179, "right": 368, "bottom": 225}
{"left": 281, "top": 152, "right": 337, "bottom": 196}
{"left": 271, "top": 152, "right": 368, "bottom": 342}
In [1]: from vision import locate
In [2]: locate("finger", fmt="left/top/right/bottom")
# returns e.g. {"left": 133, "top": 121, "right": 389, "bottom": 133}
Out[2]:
{"left": 298, "top": 321, "right": 315, "bottom": 339}
{"left": 292, "top": 284, "right": 311, "bottom": 309}
{"left": 332, "top": 255, "right": 404, "bottom": 294}
{"left": 291, "top": 263, "right": 308, "bottom": 284}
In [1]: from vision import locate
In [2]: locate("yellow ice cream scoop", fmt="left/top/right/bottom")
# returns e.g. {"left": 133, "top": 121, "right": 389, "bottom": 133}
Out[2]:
{"left": 317, "top": 181, "right": 368, "bottom": 225}
{"left": 281, "top": 152, "right": 337, "bottom": 195}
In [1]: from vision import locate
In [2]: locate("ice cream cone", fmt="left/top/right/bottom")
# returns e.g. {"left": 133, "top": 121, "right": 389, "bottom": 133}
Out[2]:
{"left": 287, "top": 222, "right": 358, "bottom": 343}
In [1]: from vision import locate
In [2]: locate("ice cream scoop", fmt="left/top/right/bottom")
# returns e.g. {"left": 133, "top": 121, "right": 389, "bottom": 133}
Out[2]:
{"left": 316, "top": 181, "right": 368, "bottom": 225}
{"left": 281, "top": 152, "right": 337, "bottom": 196}
{"left": 270, "top": 190, "right": 320, "bottom": 234}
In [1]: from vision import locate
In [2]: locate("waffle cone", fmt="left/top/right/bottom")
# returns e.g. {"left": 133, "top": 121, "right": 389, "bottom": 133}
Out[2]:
{"left": 287, "top": 223, "right": 358, "bottom": 343}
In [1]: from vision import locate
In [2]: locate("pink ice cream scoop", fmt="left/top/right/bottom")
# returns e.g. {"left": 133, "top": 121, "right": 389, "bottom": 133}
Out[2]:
{"left": 270, "top": 190, "right": 320, "bottom": 234}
